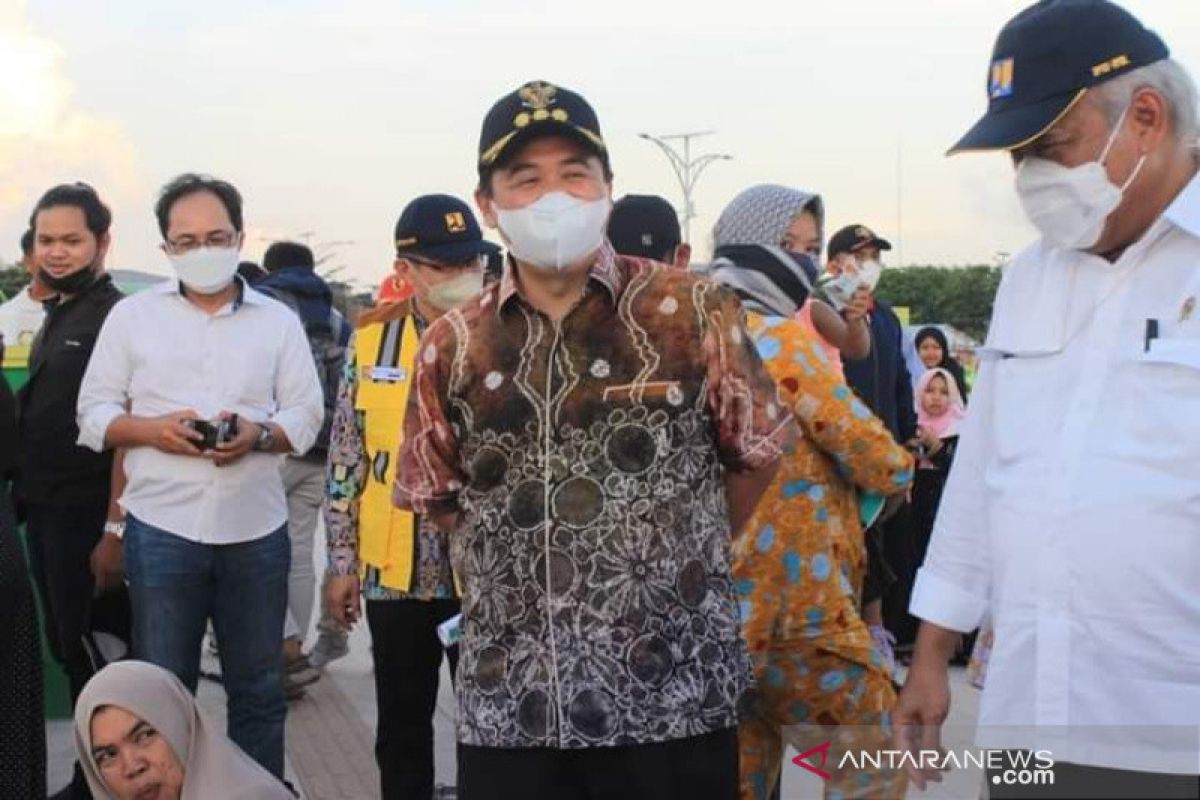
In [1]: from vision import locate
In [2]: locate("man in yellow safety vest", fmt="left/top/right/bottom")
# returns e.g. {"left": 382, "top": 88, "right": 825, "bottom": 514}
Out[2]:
{"left": 323, "top": 194, "right": 497, "bottom": 800}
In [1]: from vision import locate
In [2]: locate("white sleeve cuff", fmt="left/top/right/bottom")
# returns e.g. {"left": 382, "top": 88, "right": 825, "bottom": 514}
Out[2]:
{"left": 271, "top": 409, "right": 318, "bottom": 457}
{"left": 910, "top": 566, "right": 988, "bottom": 633}
{"left": 76, "top": 405, "right": 124, "bottom": 453}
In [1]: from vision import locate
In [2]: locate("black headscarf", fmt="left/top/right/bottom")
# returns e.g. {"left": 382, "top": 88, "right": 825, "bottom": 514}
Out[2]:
{"left": 915, "top": 326, "right": 970, "bottom": 401}
{"left": 708, "top": 244, "right": 814, "bottom": 319}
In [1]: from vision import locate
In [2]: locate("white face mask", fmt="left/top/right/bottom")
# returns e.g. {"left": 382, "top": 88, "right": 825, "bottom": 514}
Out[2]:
{"left": 495, "top": 191, "right": 610, "bottom": 272}
{"left": 1014, "top": 105, "right": 1147, "bottom": 251}
{"left": 856, "top": 259, "right": 883, "bottom": 291}
{"left": 419, "top": 268, "right": 484, "bottom": 312}
{"left": 168, "top": 246, "right": 241, "bottom": 293}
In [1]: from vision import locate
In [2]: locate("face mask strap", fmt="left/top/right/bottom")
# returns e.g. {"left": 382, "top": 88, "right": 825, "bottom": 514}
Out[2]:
{"left": 1098, "top": 102, "right": 1133, "bottom": 165}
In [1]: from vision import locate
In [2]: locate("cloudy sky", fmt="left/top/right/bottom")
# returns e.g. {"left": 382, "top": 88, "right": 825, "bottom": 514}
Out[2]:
{"left": 1, "top": 0, "right": 1197, "bottom": 287}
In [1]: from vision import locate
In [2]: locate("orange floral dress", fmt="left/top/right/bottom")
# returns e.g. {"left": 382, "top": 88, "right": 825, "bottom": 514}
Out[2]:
{"left": 734, "top": 312, "right": 914, "bottom": 800}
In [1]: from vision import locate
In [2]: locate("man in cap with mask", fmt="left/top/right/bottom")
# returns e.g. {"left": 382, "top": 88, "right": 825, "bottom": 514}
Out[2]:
{"left": 896, "top": 2, "right": 1200, "bottom": 797}
{"left": 394, "top": 80, "right": 794, "bottom": 799}
{"left": 76, "top": 173, "right": 324, "bottom": 780}
{"left": 324, "top": 194, "right": 493, "bottom": 800}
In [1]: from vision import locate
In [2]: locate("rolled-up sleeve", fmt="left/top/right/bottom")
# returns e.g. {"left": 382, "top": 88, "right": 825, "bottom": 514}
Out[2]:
{"left": 77, "top": 302, "right": 132, "bottom": 453}
{"left": 272, "top": 312, "right": 324, "bottom": 456}
{"left": 775, "top": 321, "right": 914, "bottom": 495}
{"left": 909, "top": 356, "right": 995, "bottom": 633}
{"left": 704, "top": 288, "right": 796, "bottom": 473}
{"left": 393, "top": 317, "right": 465, "bottom": 515}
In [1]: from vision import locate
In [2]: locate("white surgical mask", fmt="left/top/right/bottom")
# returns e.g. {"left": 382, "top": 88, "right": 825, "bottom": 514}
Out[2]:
{"left": 1014, "top": 104, "right": 1146, "bottom": 251}
{"left": 495, "top": 191, "right": 610, "bottom": 271}
{"left": 168, "top": 246, "right": 240, "bottom": 293}
{"left": 857, "top": 259, "right": 883, "bottom": 291}
{"left": 422, "top": 268, "right": 484, "bottom": 311}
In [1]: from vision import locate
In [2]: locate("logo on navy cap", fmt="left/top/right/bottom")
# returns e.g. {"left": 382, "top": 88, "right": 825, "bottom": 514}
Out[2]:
{"left": 989, "top": 57, "right": 1014, "bottom": 99}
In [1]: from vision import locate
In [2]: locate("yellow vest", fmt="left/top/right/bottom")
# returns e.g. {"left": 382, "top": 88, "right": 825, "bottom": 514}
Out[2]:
{"left": 354, "top": 313, "right": 421, "bottom": 592}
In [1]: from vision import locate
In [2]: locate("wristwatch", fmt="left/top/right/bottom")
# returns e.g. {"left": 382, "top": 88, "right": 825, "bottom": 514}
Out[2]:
{"left": 103, "top": 520, "right": 126, "bottom": 540}
{"left": 252, "top": 422, "right": 276, "bottom": 452}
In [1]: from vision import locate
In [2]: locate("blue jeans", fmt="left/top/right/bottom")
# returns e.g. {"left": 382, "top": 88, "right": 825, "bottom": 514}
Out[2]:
{"left": 124, "top": 515, "right": 289, "bottom": 778}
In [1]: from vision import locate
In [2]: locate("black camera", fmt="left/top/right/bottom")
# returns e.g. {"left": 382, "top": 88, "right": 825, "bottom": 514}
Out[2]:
{"left": 186, "top": 415, "right": 239, "bottom": 450}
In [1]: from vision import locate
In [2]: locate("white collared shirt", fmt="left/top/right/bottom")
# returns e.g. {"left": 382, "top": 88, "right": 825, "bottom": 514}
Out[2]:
{"left": 912, "top": 171, "right": 1200, "bottom": 774}
{"left": 77, "top": 280, "right": 323, "bottom": 544}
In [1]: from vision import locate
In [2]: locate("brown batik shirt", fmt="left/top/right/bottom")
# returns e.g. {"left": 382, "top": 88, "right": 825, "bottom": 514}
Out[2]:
{"left": 395, "top": 241, "right": 795, "bottom": 749}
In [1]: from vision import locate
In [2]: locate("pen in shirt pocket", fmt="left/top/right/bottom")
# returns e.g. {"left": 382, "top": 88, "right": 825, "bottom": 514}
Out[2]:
{"left": 1144, "top": 318, "right": 1159, "bottom": 353}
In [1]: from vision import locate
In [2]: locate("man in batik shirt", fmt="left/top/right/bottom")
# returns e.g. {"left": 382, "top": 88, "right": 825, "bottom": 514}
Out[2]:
{"left": 394, "top": 80, "right": 795, "bottom": 800}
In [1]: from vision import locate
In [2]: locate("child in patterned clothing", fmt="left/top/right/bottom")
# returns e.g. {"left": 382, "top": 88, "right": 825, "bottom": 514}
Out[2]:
{"left": 710, "top": 239, "right": 914, "bottom": 800}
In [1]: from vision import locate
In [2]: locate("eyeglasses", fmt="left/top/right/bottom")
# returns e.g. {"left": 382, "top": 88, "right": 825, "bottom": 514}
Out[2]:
{"left": 165, "top": 231, "right": 238, "bottom": 255}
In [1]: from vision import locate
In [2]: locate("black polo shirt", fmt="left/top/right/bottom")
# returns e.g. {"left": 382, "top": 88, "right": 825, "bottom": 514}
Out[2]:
{"left": 17, "top": 273, "right": 124, "bottom": 505}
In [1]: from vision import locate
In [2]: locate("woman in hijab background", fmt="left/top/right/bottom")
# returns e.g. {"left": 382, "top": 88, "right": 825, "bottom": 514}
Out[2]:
{"left": 712, "top": 184, "right": 872, "bottom": 373}
{"left": 890, "top": 367, "right": 969, "bottom": 656}
{"left": 75, "top": 660, "right": 293, "bottom": 800}
{"left": 708, "top": 200, "right": 914, "bottom": 800}
{"left": 0, "top": 340, "right": 46, "bottom": 799}
{"left": 913, "top": 325, "right": 970, "bottom": 401}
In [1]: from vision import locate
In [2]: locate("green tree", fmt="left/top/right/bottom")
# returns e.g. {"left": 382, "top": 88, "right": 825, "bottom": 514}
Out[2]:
{"left": 875, "top": 265, "right": 1001, "bottom": 341}
{"left": 0, "top": 264, "right": 31, "bottom": 301}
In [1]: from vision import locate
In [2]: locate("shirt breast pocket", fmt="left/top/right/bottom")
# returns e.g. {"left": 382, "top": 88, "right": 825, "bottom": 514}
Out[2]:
{"left": 990, "top": 355, "right": 1061, "bottom": 465}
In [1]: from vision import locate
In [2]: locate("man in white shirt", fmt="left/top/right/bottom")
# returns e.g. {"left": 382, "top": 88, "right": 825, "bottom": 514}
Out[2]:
{"left": 896, "top": 2, "right": 1200, "bottom": 798}
{"left": 77, "top": 173, "right": 323, "bottom": 781}
{"left": 0, "top": 230, "right": 52, "bottom": 364}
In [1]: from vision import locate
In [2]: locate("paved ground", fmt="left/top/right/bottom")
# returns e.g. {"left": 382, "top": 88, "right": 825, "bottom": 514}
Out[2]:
{"left": 46, "top": 520, "right": 984, "bottom": 799}
{"left": 47, "top": 644, "right": 983, "bottom": 799}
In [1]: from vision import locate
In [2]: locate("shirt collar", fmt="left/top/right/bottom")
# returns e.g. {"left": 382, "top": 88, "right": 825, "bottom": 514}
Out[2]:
{"left": 1162, "top": 166, "right": 1200, "bottom": 241}
{"left": 496, "top": 239, "right": 624, "bottom": 315}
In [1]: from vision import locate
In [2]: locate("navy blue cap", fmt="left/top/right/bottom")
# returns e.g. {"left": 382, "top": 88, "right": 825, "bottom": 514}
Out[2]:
{"left": 478, "top": 80, "right": 608, "bottom": 177}
{"left": 394, "top": 194, "right": 490, "bottom": 265}
{"left": 949, "top": 0, "right": 1169, "bottom": 154}
{"left": 828, "top": 224, "right": 892, "bottom": 258}
{"left": 607, "top": 194, "right": 682, "bottom": 261}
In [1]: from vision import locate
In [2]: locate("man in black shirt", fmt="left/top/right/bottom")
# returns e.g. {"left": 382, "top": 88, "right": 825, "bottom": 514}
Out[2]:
{"left": 17, "top": 182, "right": 127, "bottom": 799}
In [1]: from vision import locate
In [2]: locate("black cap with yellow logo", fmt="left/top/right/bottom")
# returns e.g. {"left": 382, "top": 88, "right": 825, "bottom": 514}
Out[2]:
{"left": 949, "top": 0, "right": 1168, "bottom": 155}
{"left": 478, "top": 80, "right": 608, "bottom": 177}
{"left": 394, "top": 194, "right": 491, "bottom": 265}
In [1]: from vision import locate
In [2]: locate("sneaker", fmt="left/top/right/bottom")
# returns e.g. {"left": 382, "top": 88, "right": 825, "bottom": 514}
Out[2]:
{"left": 285, "top": 653, "right": 321, "bottom": 688}
{"left": 868, "top": 624, "right": 898, "bottom": 676}
{"left": 307, "top": 632, "right": 350, "bottom": 670}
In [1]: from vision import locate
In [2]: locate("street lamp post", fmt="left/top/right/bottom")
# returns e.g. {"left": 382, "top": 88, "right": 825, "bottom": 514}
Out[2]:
{"left": 638, "top": 131, "right": 732, "bottom": 244}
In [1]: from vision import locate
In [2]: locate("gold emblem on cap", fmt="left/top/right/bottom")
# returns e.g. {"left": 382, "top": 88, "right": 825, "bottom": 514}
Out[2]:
{"left": 1092, "top": 54, "right": 1131, "bottom": 78}
{"left": 445, "top": 212, "right": 467, "bottom": 233}
{"left": 518, "top": 81, "right": 558, "bottom": 110}
{"left": 855, "top": 226, "right": 873, "bottom": 240}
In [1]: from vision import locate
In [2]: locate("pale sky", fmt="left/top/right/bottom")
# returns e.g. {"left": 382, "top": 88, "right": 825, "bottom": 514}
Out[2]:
{"left": 2, "top": 0, "right": 1198, "bottom": 288}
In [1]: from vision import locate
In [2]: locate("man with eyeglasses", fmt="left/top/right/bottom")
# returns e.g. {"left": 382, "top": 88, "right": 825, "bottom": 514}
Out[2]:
{"left": 77, "top": 173, "right": 324, "bottom": 781}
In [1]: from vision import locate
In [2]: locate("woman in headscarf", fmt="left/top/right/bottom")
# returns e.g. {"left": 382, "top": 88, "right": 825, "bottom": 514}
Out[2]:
{"left": 0, "top": 344, "right": 46, "bottom": 799}
{"left": 708, "top": 196, "right": 914, "bottom": 800}
{"left": 892, "top": 367, "right": 975, "bottom": 659}
{"left": 75, "top": 660, "right": 293, "bottom": 800}
{"left": 713, "top": 184, "right": 872, "bottom": 374}
{"left": 914, "top": 325, "right": 970, "bottom": 400}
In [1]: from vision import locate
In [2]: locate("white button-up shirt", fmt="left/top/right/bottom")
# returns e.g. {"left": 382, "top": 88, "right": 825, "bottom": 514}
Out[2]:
{"left": 77, "top": 280, "right": 323, "bottom": 545}
{"left": 912, "top": 172, "right": 1200, "bottom": 775}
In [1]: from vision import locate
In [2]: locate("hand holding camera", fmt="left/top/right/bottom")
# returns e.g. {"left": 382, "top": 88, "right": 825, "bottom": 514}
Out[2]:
{"left": 184, "top": 414, "right": 240, "bottom": 451}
